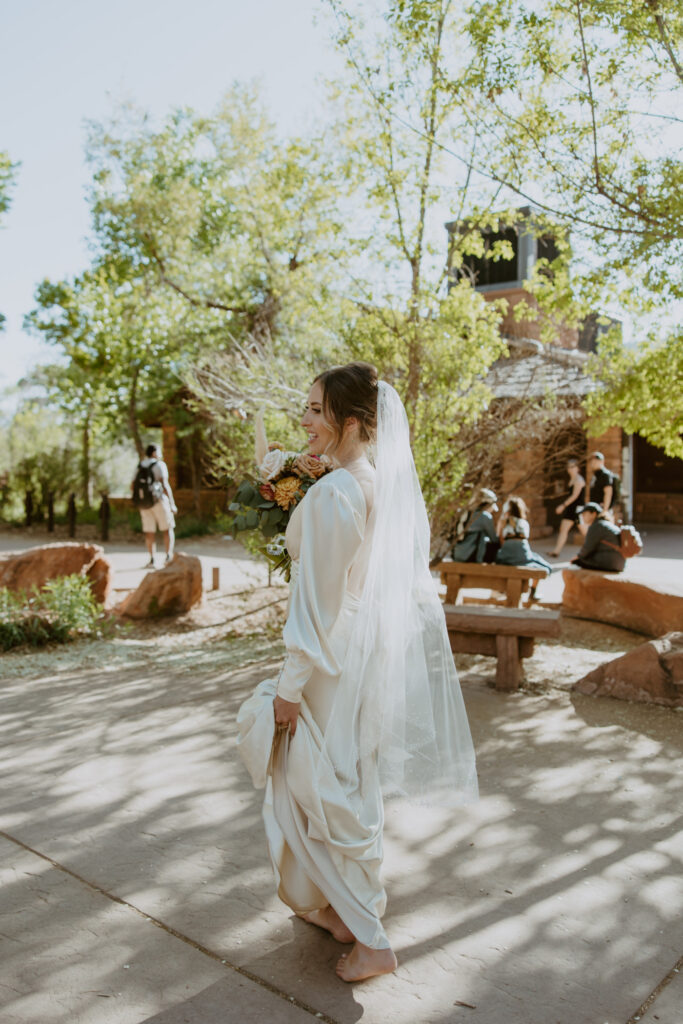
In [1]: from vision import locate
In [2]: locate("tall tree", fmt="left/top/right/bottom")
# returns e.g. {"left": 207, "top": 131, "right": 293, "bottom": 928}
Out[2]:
{"left": 459, "top": 0, "right": 683, "bottom": 306}
{"left": 331, "top": 0, "right": 682, "bottom": 488}
{"left": 584, "top": 326, "right": 683, "bottom": 459}
{"left": 26, "top": 92, "right": 358, "bottom": 497}
{"left": 25, "top": 266, "right": 191, "bottom": 494}
{"left": 86, "top": 91, "right": 351, "bottom": 356}
{"left": 326, "top": 0, "right": 510, "bottom": 514}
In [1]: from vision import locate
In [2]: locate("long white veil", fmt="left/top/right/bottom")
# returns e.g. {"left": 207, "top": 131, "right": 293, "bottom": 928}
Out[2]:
{"left": 320, "top": 381, "right": 478, "bottom": 806}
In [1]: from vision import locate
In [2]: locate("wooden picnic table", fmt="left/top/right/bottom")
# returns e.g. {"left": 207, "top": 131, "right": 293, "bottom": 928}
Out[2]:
{"left": 435, "top": 560, "right": 548, "bottom": 608}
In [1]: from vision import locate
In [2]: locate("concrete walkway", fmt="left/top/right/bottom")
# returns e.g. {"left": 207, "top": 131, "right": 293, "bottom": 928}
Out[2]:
{"left": 1, "top": 526, "right": 682, "bottom": 1022}
{"left": 1, "top": 642, "right": 681, "bottom": 1023}
{"left": 2, "top": 522, "right": 682, "bottom": 607}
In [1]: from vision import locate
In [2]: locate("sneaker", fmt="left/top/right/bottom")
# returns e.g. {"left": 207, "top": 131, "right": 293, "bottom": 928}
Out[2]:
{"left": 165, "top": 553, "right": 173, "bottom": 564}
{"left": 145, "top": 558, "right": 155, "bottom": 569}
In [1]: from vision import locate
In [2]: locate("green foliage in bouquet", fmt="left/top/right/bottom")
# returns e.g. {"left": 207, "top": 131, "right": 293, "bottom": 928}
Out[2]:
{"left": 229, "top": 450, "right": 332, "bottom": 580}
{"left": 229, "top": 479, "right": 292, "bottom": 578}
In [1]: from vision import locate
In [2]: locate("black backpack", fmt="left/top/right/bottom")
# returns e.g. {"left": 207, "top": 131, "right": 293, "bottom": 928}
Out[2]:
{"left": 133, "top": 460, "right": 164, "bottom": 509}
{"left": 610, "top": 472, "right": 621, "bottom": 504}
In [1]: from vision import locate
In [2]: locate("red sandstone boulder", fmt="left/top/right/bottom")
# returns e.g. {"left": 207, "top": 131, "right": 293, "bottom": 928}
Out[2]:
{"left": 0, "top": 542, "right": 113, "bottom": 606}
{"left": 562, "top": 568, "right": 683, "bottom": 637}
{"left": 573, "top": 632, "right": 683, "bottom": 708}
{"left": 86, "top": 555, "right": 113, "bottom": 606}
{"left": 118, "top": 552, "right": 203, "bottom": 618}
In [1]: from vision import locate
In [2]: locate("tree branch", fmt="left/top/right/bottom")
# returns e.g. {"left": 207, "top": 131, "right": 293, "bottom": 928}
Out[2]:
{"left": 575, "top": 1, "right": 603, "bottom": 195}
{"left": 329, "top": 0, "right": 672, "bottom": 241}
{"left": 144, "top": 235, "right": 249, "bottom": 315}
{"left": 645, "top": 0, "right": 683, "bottom": 84}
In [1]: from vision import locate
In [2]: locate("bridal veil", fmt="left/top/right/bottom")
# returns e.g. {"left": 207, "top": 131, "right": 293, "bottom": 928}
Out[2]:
{"left": 319, "top": 381, "right": 478, "bottom": 806}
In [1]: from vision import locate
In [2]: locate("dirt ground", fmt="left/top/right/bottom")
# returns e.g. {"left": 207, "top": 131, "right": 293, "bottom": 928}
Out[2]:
{"left": 0, "top": 584, "right": 288, "bottom": 681}
{"left": 1, "top": 577, "right": 645, "bottom": 696}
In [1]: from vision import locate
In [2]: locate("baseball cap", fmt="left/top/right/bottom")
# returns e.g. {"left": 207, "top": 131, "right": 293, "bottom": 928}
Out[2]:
{"left": 577, "top": 502, "right": 602, "bottom": 515}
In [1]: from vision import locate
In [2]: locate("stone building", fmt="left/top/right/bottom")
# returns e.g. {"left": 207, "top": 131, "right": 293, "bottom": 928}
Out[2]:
{"left": 446, "top": 206, "right": 683, "bottom": 532}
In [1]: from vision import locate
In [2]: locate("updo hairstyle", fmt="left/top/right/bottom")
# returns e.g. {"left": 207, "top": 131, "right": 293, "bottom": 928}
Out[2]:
{"left": 314, "top": 362, "right": 378, "bottom": 448}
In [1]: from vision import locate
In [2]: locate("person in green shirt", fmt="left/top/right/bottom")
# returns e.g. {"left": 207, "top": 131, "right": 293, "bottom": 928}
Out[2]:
{"left": 571, "top": 503, "right": 625, "bottom": 573}
{"left": 451, "top": 489, "right": 500, "bottom": 563}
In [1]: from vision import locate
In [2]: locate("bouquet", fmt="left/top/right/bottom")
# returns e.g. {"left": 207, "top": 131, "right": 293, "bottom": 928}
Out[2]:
{"left": 229, "top": 440, "right": 333, "bottom": 580}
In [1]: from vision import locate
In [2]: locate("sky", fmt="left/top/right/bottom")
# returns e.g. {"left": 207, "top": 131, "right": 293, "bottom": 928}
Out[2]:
{"left": 0, "top": 0, "right": 340, "bottom": 411}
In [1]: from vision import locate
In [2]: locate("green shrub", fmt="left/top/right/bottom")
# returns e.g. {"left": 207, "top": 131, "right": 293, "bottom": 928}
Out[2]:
{"left": 0, "top": 575, "right": 105, "bottom": 652}
{"left": 209, "top": 511, "right": 234, "bottom": 534}
{"left": 174, "top": 513, "right": 213, "bottom": 539}
{"left": 174, "top": 512, "right": 237, "bottom": 538}
{"left": 53, "top": 504, "right": 141, "bottom": 531}
{"left": 122, "top": 507, "right": 143, "bottom": 533}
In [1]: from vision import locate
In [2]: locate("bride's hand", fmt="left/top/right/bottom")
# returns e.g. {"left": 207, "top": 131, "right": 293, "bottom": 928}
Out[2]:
{"left": 273, "top": 694, "right": 300, "bottom": 736}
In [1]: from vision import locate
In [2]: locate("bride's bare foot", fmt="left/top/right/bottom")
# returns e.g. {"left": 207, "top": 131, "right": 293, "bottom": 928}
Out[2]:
{"left": 299, "top": 906, "right": 355, "bottom": 943}
{"left": 335, "top": 942, "right": 398, "bottom": 982}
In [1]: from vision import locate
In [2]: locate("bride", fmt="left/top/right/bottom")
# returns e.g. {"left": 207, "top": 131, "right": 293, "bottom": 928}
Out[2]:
{"left": 238, "top": 362, "right": 477, "bottom": 982}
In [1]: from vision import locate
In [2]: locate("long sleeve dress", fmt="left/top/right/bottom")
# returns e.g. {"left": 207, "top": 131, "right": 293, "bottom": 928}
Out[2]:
{"left": 238, "top": 459, "right": 391, "bottom": 950}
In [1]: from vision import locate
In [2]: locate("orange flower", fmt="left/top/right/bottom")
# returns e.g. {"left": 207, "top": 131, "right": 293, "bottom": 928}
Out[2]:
{"left": 272, "top": 475, "right": 302, "bottom": 510}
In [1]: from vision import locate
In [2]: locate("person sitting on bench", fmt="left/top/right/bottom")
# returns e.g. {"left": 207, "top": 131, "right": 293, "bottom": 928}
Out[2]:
{"left": 451, "top": 489, "right": 500, "bottom": 564}
{"left": 570, "top": 503, "right": 625, "bottom": 573}
{"left": 495, "top": 496, "right": 551, "bottom": 601}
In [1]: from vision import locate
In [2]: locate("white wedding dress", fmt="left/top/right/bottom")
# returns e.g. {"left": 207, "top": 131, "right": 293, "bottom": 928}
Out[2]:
{"left": 238, "top": 384, "right": 478, "bottom": 950}
{"left": 238, "top": 457, "right": 391, "bottom": 949}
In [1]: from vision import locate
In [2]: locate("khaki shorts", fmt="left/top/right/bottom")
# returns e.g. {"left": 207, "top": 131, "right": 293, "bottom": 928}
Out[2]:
{"left": 140, "top": 499, "right": 175, "bottom": 532}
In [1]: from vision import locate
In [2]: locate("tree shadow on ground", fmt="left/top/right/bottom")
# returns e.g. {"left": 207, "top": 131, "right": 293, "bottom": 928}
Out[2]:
{"left": 1, "top": 639, "right": 681, "bottom": 1024}
{"left": 0, "top": 635, "right": 364, "bottom": 1024}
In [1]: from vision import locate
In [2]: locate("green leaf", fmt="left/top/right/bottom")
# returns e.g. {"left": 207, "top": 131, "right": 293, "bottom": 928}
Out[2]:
{"left": 235, "top": 481, "right": 258, "bottom": 505}
{"left": 261, "top": 507, "right": 282, "bottom": 526}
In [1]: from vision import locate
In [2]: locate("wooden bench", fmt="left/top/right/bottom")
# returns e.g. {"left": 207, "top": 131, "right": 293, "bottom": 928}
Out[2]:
{"left": 444, "top": 604, "right": 561, "bottom": 691}
{"left": 435, "top": 561, "right": 548, "bottom": 608}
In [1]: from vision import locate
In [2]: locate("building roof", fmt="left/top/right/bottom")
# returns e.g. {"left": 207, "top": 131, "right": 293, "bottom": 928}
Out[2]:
{"left": 486, "top": 338, "right": 598, "bottom": 399}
